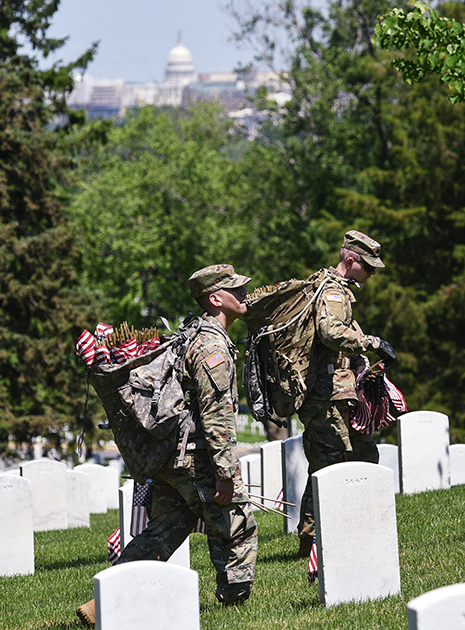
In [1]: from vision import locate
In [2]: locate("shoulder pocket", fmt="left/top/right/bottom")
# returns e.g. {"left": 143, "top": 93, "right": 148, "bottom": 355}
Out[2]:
{"left": 323, "top": 291, "right": 345, "bottom": 319}
{"left": 203, "top": 353, "right": 230, "bottom": 392}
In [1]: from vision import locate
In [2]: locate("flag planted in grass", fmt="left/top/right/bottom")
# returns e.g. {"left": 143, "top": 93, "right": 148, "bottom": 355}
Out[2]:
{"left": 308, "top": 535, "right": 318, "bottom": 585}
{"left": 107, "top": 527, "right": 121, "bottom": 566}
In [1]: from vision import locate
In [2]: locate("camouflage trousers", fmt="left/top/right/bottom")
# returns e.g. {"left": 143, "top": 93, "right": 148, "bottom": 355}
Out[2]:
{"left": 118, "top": 449, "right": 258, "bottom": 603}
{"left": 297, "top": 398, "right": 379, "bottom": 541}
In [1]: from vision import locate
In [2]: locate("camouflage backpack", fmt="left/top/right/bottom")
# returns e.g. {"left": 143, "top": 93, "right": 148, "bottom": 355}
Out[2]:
{"left": 86, "top": 315, "right": 205, "bottom": 484}
{"left": 242, "top": 270, "right": 330, "bottom": 424}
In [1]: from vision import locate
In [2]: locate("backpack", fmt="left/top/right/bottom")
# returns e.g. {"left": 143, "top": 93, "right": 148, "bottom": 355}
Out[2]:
{"left": 84, "top": 314, "right": 204, "bottom": 484}
{"left": 242, "top": 270, "right": 330, "bottom": 423}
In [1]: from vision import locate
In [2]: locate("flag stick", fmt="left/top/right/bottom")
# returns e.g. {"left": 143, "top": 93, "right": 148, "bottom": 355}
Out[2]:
{"left": 248, "top": 493, "right": 297, "bottom": 507}
{"left": 249, "top": 498, "right": 271, "bottom": 513}
{"left": 249, "top": 498, "right": 292, "bottom": 519}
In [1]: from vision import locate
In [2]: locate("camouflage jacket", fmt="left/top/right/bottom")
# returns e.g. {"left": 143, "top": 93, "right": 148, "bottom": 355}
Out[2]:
{"left": 184, "top": 314, "right": 246, "bottom": 498}
{"left": 310, "top": 267, "right": 381, "bottom": 401}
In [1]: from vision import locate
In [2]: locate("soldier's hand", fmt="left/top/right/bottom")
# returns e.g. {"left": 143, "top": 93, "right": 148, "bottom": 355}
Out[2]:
{"left": 214, "top": 479, "right": 234, "bottom": 505}
{"left": 377, "top": 340, "right": 397, "bottom": 367}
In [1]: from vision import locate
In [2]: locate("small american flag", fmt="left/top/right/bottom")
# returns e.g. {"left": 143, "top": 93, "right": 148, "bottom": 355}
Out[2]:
{"left": 193, "top": 518, "right": 207, "bottom": 534}
{"left": 75, "top": 330, "right": 96, "bottom": 366}
{"left": 107, "top": 527, "right": 121, "bottom": 565}
{"left": 130, "top": 482, "right": 151, "bottom": 537}
{"left": 94, "top": 345, "right": 111, "bottom": 366}
{"left": 112, "top": 337, "right": 138, "bottom": 364}
{"left": 137, "top": 338, "right": 161, "bottom": 355}
{"left": 274, "top": 488, "right": 284, "bottom": 511}
{"left": 95, "top": 322, "right": 114, "bottom": 338}
{"left": 307, "top": 535, "right": 318, "bottom": 584}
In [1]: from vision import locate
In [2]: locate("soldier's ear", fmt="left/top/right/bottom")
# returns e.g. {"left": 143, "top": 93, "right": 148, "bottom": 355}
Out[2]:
{"left": 346, "top": 255, "right": 355, "bottom": 269}
{"left": 209, "top": 291, "right": 223, "bottom": 308}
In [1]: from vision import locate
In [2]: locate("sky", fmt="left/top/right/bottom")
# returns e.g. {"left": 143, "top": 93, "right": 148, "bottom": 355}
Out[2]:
{"left": 42, "top": 0, "right": 257, "bottom": 83}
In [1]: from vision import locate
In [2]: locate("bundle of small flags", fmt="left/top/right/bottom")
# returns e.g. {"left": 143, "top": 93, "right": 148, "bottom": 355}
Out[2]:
{"left": 76, "top": 321, "right": 161, "bottom": 367}
{"left": 351, "top": 365, "right": 407, "bottom": 435}
{"left": 107, "top": 481, "right": 207, "bottom": 565}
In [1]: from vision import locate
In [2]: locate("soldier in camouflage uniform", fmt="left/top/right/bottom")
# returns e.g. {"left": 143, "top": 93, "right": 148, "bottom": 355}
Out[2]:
{"left": 297, "top": 230, "right": 397, "bottom": 558}
{"left": 77, "top": 265, "right": 257, "bottom": 627}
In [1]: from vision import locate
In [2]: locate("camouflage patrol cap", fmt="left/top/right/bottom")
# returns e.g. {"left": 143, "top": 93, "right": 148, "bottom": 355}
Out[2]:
{"left": 189, "top": 264, "right": 251, "bottom": 299}
{"left": 342, "top": 230, "right": 385, "bottom": 268}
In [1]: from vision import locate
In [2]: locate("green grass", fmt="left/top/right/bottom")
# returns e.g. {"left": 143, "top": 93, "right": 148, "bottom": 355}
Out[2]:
{"left": 235, "top": 413, "right": 304, "bottom": 444}
{"left": 2, "top": 486, "right": 465, "bottom": 629}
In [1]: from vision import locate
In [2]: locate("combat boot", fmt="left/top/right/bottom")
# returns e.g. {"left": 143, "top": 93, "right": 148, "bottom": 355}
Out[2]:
{"left": 76, "top": 598, "right": 95, "bottom": 626}
{"left": 216, "top": 582, "right": 251, "bottom": 606}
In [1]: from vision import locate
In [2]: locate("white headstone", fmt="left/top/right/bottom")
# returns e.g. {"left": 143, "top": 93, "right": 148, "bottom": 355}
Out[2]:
{"left": 66, "top": 469, "right": 90, "bottom": 528}
{"left": 0, "top": 474, "right": 34, "bottom": 576}
{"left": 313, "top": 461, "right": 401, "bottom": 606}
{"left": 20, "top": 459, "right": 68, "bottom": 531}
{"left": 449, "top": 444, "right": 465, "bottom": 486}
{"left": 3, "top": 468, "right": 20, "bottom": 475}
{"left": 247, "top": 454, "right": 261, "bottom": 489}
{"left": 105, "top": 466, "right": 120, "bottom": 510}
{"left": 94, "top": 560, "right": 200, "bottom": 630}
{"left": 260, "top": 441, "right": 282, "bottom": 509}
{"left": 398, "top": 411, "right": 450, "bottom": 494}
{"left": 119, "top": 481, "right": 134, "bottom": 549}
{"left": 239, "top": 453, "right": 261, "bottom": 511}
{"left": 282, "top": 435, "right": 308, "bottom": 534}
{"left": 108, "top": 457, "right": 125, "bottom": 475}
{"left": 408, "top": 583, "right": 465, "bottom": 630}
{"left": 378, "top": 444, "right": 400, "bottom": 494}
{"left": 74, "top": 463, "right": 109, "bottom": 513}
{"left": 169, "top": 537, "right": 191, "bottom": 568}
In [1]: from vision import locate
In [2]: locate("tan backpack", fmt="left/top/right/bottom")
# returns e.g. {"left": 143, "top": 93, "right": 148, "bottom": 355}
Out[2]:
{"left": 242, "top": 270, "right": 330, "bottom": 423}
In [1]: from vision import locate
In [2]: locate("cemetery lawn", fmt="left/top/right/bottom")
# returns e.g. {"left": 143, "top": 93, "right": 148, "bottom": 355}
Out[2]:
{"left": 2, "top": 486, "right": 465, "bottom": 629}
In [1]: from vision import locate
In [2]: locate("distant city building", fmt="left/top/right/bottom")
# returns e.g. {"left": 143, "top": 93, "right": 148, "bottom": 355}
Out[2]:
{"left": 67, "top": 36, "right": 291, "bottom": 133}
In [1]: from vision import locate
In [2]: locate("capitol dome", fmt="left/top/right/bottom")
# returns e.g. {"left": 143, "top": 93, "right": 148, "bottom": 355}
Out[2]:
{"left": 164, "top": 36, "right": 197, "bottom": 86}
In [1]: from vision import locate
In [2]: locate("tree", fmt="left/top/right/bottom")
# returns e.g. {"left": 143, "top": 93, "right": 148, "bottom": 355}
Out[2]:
{"left": 227, "top": 0, "right": 465, "bottom": 439}
{"left": 0, "top": 0, "right": 100, "bottom": 460}
{"left": 375, "top": 1, "right": 465, "bottom": 103}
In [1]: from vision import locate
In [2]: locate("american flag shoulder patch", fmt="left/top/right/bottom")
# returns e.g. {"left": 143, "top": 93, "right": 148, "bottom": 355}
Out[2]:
{"left": 325, "top": 293, "right": 343, "bottom": 302}
{"left": 205, "top": 352, "right": 225, "bottom": 369}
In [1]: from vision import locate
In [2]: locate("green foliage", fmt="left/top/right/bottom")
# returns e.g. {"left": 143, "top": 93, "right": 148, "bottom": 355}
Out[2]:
{"left": 68, "top": 103, "right": 244, "bottom": 328}
{"left": 334, "top": 59, "right": 465, "bottom": 426}
{"left": 375, "top": 0, "right": 465, "bottom": 103}
{"left": 0, "top": 1, "right": 100, "bottom": 458}
{"left": 225, "top": 0, "right": 465, "bottom": 436}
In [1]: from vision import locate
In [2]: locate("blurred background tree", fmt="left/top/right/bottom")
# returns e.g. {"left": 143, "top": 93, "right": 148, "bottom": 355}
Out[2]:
{"left": 0, "top": 0, "right": 101, "bottom": 461}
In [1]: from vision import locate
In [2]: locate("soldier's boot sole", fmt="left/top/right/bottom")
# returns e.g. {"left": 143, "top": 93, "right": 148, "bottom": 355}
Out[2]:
{"left": 76, "top": 598, "right": 96, "bottom": 627}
